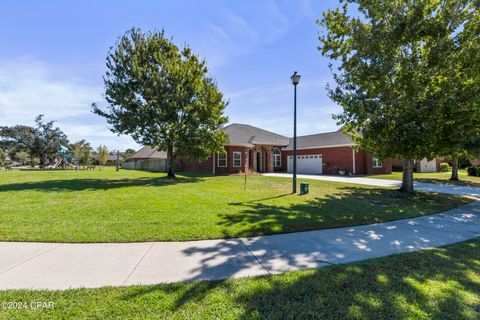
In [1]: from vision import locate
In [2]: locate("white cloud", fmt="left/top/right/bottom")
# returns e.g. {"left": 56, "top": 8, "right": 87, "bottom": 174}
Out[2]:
{"left": 201, "top": 2, "right": 290, "bottom": 69}
{"left": 0, "top": 57, "right": 99, "bottom": 124}
{"left": 0, "top": 57, "right": 140, "bottom": 151}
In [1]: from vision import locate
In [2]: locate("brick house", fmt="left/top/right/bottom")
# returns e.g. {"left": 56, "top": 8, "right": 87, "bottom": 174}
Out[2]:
{"left": 180, "top": 123, "right": 290, "bottom": 174}
{"left": 180, "top": 123, "right": 392, "bottom": 175}
{"left": 391, "top": 158, "right": 441, "bottom": 172}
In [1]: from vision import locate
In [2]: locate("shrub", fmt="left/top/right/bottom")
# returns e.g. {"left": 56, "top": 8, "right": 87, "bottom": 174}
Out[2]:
{"left": 467, "top": 166, "right": 480, "bottom": 177}
{"left": 467, "top": 166, "right": 475, "bottom": 176}
{"left": 439, "top": 162, "right": 450, "bottom": 172}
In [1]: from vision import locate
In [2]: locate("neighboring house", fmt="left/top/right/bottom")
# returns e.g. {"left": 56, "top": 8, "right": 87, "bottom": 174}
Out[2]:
{"left": 123, "top": 146, "right": 168, "bottom": 172}
{"left": 180, "top": 123, "right": 392, "bottom": 175}
{"left": 106, "top": 153, "right": 124, "bottom": 166}
{"left": 93, "top": 152, "right": 125, "bottom": 166}
{"left": 391, "top": 158, "right": 441, "bottom": 172}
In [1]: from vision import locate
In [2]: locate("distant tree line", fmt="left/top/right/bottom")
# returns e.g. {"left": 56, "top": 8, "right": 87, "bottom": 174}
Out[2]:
{"left": 0, "top": 115, "right": 134, "bottom": 169}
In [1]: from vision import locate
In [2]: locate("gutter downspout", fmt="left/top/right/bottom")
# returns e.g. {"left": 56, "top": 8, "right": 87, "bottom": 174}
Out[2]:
{"left": 352, "top": 148, "right": 356, "bottom": 175}
{"left": 212, "top": 153, "right": 215, "bottom": 175}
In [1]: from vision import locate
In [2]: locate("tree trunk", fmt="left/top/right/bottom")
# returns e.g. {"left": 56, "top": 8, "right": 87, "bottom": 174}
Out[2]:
{"left": 400, "top": 159, "right": 414, "bottom": 193}
{"left": 167, "top": 146, "right": 176, "bottom": 178}
{"left": 40, "top": 154, "right": 47, "bottom": 166}
{"left": 450, "top": 157, "right": 459, "bottom": 181}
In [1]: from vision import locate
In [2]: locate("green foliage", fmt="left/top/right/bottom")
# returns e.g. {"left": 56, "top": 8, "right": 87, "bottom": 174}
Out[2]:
{"left": 97, "top": 145, "right": 109, "bottom": 166}
{"left": 467, "top": 166, "right": 480, "bottom": 177}
{"left": 71, "top": 140, "right": 93, "bottom": 166}
{"left": 124, "top": 148, "right": 136, "bottom": 160}
{"left": 0, "top": 115, "right": 69, "bottom": 165}
{"left": 93, "top": 28, "right": 228, "bottom": 177}
{"left": 14, "top": 151, "right": 29, "bottom": 165}
{"left": 318, "top": 0, "right": 479, "bottom": 191}
{"left": 0, "top": 149, "right": 6, "bottom": 167}
{"left": 32, "top": 157, "right": 40, "bottom": 166}
{"left": 439, "top": 162, "right": 450, "bottom": 172}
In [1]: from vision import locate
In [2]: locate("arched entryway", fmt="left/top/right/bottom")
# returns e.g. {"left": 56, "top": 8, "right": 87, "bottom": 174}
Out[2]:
{"left": 249, "top": 146, "right": 267, "bottom": 173}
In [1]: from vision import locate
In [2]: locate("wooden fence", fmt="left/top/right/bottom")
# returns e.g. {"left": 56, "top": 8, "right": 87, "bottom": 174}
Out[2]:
{"left": 122, "top": 159, "right": 167, "bottom": 172}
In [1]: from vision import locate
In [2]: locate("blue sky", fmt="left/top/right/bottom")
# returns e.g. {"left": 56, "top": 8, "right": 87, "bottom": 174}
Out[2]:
{"left": 0, "top": 0, "right": 342, "bottom": 151}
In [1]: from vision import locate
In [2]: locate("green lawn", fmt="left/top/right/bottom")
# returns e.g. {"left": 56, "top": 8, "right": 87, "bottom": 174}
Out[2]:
{"left": 1, "top": 238, "right": 478, "bottom": 319}
{"left": 0, "top": 168, "right": 472, "bottom": 242}
{"left": 369, "top": 170, "right": 480, "bottom": 187}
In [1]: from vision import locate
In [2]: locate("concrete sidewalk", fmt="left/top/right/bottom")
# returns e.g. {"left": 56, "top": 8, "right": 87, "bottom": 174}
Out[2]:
{"left": 262, "top": 173, "right": 480, "bottom": 198}
{"left": 1, "top": 200, "right": 479, "bottom": 290}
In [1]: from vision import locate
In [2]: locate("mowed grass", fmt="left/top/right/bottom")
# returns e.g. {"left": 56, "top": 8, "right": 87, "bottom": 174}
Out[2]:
{"left": 369, "top": 170, "right": 480, "bottom": 187}
{"left": 1, "top": 238, "right": 479, "bottom": 319}
{"left": 0, "top": 168, "right": 472, "bottom": 242}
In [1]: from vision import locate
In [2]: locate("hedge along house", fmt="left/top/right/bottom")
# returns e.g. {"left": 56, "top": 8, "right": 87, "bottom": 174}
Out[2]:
{"left": 180, "top": 123, "right": 392, "bottom": 175}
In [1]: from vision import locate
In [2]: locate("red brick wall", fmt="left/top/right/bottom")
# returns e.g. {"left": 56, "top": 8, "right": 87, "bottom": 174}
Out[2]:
{"left": 281, "top": 147, "right": 392, "bottom": 175}
{"left": 225, "top": 146, "right": 249, "bottom": 174}
{"left": 180, "top": 156, "right": 214, "bottom": 174}
{"left": 364, "top": 154, "right": 392, "bottom": 174}
{"left": 180, "top": 146, "right": 249, "bottom": 174}
{"left": 182, "top": 145, "right": 392, "bottom": 175}
{"left": 282, "top": 146, "right": 355, "bottom": 175}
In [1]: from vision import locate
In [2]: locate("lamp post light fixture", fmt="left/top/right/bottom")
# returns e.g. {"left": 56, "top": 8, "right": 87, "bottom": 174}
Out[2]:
{"left": 290, "top": 71, "right": 300, "bottom": 193}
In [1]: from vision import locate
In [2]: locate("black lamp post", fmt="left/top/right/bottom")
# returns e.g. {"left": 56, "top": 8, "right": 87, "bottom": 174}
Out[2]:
{"left": 290, "top": 71, "right": 300, "bottom": 193}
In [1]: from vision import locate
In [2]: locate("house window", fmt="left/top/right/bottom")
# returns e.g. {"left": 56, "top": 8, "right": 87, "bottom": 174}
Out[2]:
{"left": 372, "top": 157, "right": 383, "bottom": 168}
{"left": 233, "top": 152, "right": 241, "bottom": 167}
{"left": 273, "top": 148, "right": 281, "bottom": 167}
{"left": 218, "top": 152, "right": 227, "bottom": 167}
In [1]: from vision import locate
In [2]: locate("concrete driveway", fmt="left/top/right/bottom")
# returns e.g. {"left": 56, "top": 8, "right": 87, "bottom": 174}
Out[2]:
{"left": 262, "top": 173, "right": 480, "bottom": 198}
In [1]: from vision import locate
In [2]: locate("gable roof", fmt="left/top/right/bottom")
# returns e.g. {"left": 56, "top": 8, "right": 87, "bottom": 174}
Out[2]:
{"left": 283, "top": 131, "right": 353, "bottom": 150}
{"left": 223, "top": 123, "right": 290, "bottom": 147}
{"left": 128, "top": 146, "right": 167, "bottom": 160}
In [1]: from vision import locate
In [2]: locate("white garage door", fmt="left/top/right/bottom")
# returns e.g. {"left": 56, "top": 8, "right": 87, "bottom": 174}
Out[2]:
{"left": 287, "top": 154, "right": 323, "bottom": 174}
{"left": 419, "top": 158, "right": 437, "bottom": 172}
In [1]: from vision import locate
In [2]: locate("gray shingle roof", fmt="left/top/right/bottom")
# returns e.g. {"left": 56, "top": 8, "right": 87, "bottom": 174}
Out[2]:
{"left": 283, "top": 131, "right": 353, "bottom": 150}
{"left": 223, "top": 123, "right": 290, "bottom": 147}
{"left": 129, "top": 146, "right": 168, "bottom": 160}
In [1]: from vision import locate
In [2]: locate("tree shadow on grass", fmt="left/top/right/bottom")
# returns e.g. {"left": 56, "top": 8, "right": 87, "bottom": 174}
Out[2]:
{"left": 0, "top": 176, "right": 204, "bottom": 192}
{"left": 119, "top": 239, "right": 480, "bottom": 319}
{"left": 229, "top": 241, "right": 480, "bottom": 319}
{"left": 220, "top": 186, "right": 464, "bottom": 239}
{"left": 416, "top": 178, "right": 480, "bottom": 188}
{"left": 116, "top": 187, "right": 478, "bottom": 318}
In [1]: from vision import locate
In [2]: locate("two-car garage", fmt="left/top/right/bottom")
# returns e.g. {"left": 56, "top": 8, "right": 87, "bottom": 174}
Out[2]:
{"left": 287, "top": 154, "right": 323, "bottom": 174}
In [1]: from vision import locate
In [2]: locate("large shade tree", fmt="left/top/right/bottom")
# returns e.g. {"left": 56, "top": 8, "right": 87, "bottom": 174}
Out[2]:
{"left": 318, "top": 0, "right": 478, "bottom": 192}
{"left": 93, "top": 28, "right": 229, "bottom": 177}
{"left": 433, "top": 4, "right": 480, "bottom": 180}
{"left": 0, "top": 115, "right": 69, "bottom": 166}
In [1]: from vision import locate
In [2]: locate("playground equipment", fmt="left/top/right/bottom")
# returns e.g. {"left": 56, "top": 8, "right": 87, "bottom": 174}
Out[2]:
{"left": 46, "top": 146, "right": 77, "bottom": 170}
